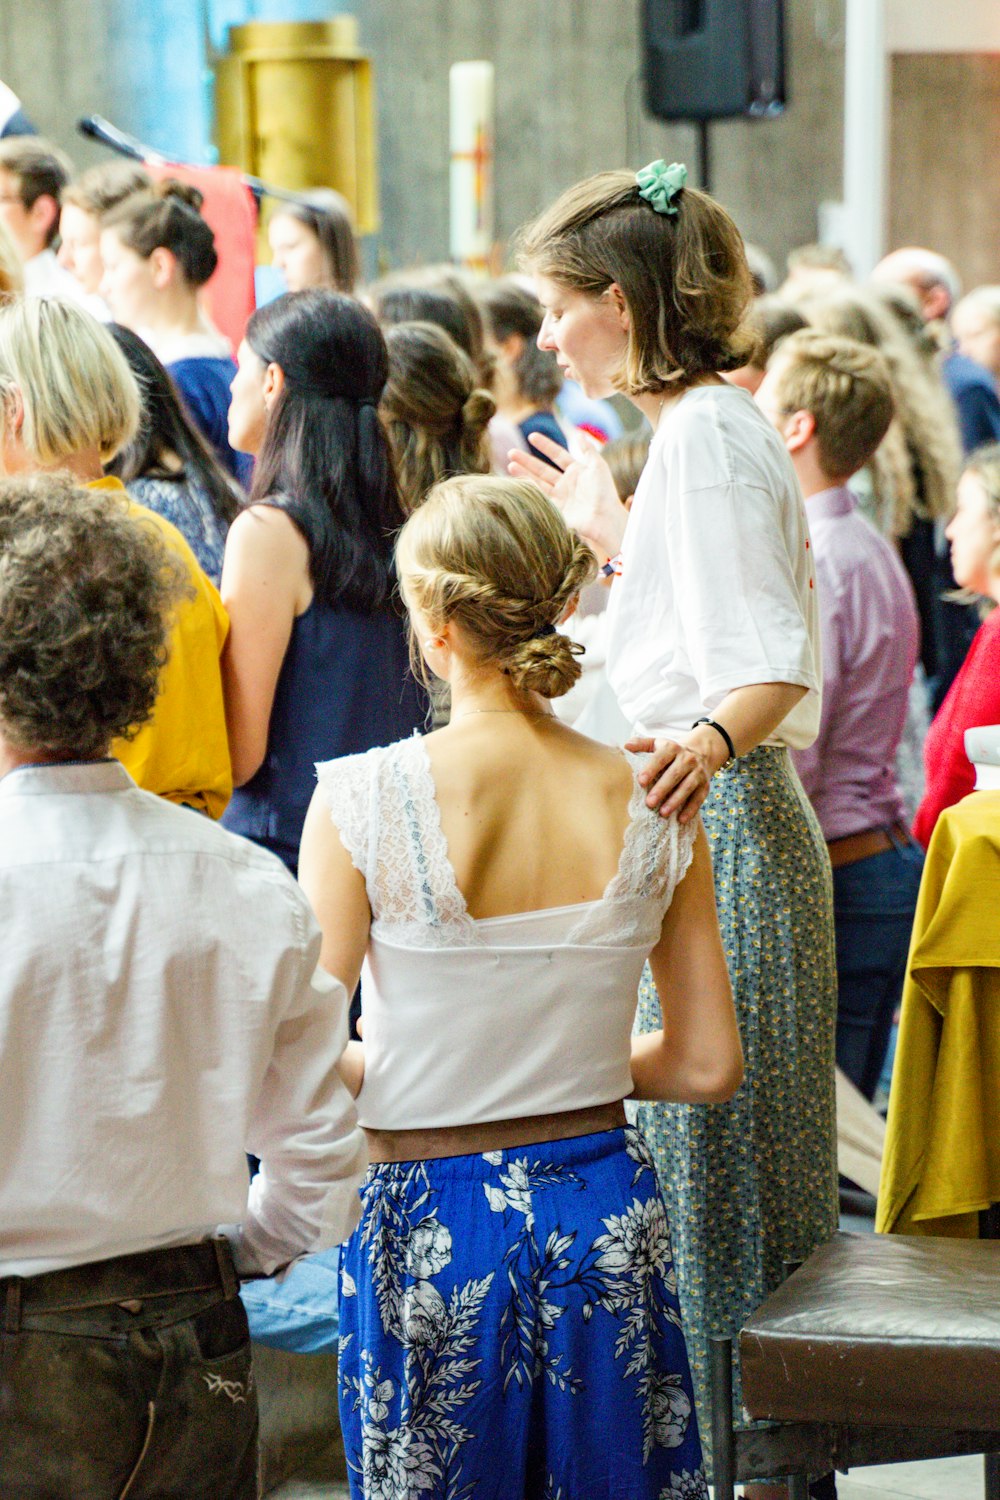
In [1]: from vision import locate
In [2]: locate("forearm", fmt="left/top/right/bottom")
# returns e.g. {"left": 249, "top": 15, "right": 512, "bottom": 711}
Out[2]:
{"left": 585, "top": 503, "right": 628, "bottom": 563}
{"left": 682, "top": 681, "right": 809, "bottom": 768}
{"left": 337, "top": 1040, "right": 365, "bottom": 1099}
{"left": 240, "top": 966, "right": 367, "bottom": 1274}
{"left": 630, "top": 1024, "right": 743, "bottom": 1105}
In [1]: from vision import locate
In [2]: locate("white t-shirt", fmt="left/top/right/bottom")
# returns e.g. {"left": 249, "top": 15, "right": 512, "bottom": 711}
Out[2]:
{"left": 605, "top": 383, "right": 821, "bottom": 747}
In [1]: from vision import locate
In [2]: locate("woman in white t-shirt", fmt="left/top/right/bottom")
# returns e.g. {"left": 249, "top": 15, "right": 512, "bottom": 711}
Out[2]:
{"left": 299, "top": 474, "right": 742, "bottom": 1499}
{"left": 510, "top": 162, "right": 838, "bottom": 1485}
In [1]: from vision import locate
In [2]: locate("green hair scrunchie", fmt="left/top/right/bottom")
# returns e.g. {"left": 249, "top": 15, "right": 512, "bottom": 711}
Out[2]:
{"left": 635, "top": 159, "right": 688, "bottom": 216}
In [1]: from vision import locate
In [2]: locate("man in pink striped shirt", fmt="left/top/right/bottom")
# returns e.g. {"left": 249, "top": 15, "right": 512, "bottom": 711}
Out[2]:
{"left": 757, "top": 330, "right": 923, "bottom": 1100}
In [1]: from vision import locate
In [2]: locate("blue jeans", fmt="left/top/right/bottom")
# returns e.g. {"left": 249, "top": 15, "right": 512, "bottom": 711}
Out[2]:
{"left": 832, "top": 838, "right": 924, "bottom": 1100}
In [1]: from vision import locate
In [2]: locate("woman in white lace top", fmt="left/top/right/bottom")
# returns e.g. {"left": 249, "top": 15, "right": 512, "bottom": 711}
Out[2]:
{"left": 299, "top": 474, "right": 741, "bottom": 1499}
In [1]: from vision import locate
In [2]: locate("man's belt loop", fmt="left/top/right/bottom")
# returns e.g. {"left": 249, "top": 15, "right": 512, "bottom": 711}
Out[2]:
{"left": 212, "top": 1236, "right": 238, "bottom": 1300}
{"left": 3, "top": 1279, "right": 21, "bottom": 1334}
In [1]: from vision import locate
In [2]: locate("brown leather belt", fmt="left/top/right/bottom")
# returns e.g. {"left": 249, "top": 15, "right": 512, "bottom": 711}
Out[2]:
{"left": 364, "top": 1100, "right": 627, "bottom": 1164}
{"left": 826, "top": 821, "right": 912, "bottom": 870}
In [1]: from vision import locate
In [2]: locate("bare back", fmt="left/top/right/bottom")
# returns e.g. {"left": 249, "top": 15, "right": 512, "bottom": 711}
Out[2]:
{"left": 423, "top": 715, "right": 636, "bottom": 920}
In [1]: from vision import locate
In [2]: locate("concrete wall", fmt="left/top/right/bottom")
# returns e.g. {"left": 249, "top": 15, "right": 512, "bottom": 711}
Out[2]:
{"left": 0, "top": 0, "right": 845, "bottom": 278}
{"left": 353, "top": 0, "right": 845, "bottom": 274}
{"left": 889, "top": 52, "right": 1000, "bottom": 289}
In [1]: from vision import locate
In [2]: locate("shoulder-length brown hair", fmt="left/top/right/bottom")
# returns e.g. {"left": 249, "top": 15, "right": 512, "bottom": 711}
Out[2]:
{"left": 518, "top": 169, "right": 756, "bottom": 396}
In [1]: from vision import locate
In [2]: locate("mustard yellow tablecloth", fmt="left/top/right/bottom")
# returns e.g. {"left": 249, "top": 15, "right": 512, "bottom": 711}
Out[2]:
{"left": 876, "top": 791, "right": 1000, "bottom": 1236}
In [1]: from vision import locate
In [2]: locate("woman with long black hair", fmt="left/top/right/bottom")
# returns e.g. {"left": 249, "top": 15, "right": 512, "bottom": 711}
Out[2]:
{"left": 220, "top": 288, "right": 427, "bottom": 873}
{"left": 106, "top": 324, "right": 240, "bottom": 583}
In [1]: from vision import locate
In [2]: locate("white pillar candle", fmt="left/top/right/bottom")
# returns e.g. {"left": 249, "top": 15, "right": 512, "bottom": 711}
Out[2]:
{"left": 449, "top": 60, "right": 494, "bottom": 270}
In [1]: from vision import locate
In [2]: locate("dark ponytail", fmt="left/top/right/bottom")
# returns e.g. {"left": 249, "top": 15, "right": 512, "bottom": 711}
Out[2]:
{"left": 246, "top": 289, "right": 406, "bottom": 613}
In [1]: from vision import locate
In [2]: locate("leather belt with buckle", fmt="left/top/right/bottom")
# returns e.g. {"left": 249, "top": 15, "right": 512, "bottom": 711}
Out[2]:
{"left": 826, "top": 821, "right": 913, "bottom": 870}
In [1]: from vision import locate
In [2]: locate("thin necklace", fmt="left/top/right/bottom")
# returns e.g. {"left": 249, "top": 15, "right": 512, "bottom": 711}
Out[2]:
{"left": 452, "top": 708, "right": 554, "bottom": 721}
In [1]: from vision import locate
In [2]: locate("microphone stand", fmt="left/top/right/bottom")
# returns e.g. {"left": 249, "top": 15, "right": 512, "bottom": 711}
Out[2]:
{"left": 76, "top": 114, "right": 312, "bottom": 208}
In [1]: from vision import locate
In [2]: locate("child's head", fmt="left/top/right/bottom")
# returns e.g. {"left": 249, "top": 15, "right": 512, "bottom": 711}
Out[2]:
{"left": 724, "top": 296, "right": 809, "bottom": 395}
{"left": 518, "top": 164, "right": 755, "bottom": 399}
{"left": 757, "top": 329, "right": 894, "bottom": 484}
{"left": 396, "top": 474, "right": 596, "bottom": 699}
{"left": 603, "top": 432, "right": 651, "bottom": 507}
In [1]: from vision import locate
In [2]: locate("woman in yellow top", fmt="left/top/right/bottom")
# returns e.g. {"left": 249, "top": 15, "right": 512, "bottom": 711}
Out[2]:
{"left": 0, "top": 296, "right": 231, "bottom": 817}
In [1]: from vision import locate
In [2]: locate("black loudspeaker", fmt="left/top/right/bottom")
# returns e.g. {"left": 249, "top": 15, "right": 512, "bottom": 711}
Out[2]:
{"left": 642, "top": 0, "right": 786, "bottom": 122}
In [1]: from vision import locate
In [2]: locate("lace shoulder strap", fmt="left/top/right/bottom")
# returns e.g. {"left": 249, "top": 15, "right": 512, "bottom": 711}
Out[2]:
{"left": 613, "top": 750, "right": 698, "bottom": 917}
{"left": 315, "top": 745, "right": 383, "bottom": 886}
{"left": 316, "top": 737, "right": 469, "bottom": 932}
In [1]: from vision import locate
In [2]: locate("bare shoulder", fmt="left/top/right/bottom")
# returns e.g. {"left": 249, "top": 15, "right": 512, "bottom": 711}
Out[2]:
{"left": 226, "top": 503, "right": 310, "bottom": 561}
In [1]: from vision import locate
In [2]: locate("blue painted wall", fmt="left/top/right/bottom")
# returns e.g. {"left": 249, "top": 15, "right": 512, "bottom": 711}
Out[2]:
{"left": 107, "top": 0, "right": 351, "bottom": 165}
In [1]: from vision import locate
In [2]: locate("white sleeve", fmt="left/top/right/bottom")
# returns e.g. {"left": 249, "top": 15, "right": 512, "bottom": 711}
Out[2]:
{"left": 233, "top": 902, "right": 367, "bottom": 1276}
{"left": 668, "top": 479, "right": 819, "bottom": 707}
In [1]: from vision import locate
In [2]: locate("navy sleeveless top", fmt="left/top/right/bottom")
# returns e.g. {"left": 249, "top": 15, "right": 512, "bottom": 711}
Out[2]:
{"left": 222, "top": 595, "right": 428, "bottom": 872}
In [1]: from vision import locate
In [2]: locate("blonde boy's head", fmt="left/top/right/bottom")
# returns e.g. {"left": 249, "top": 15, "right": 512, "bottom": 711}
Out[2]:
{"left": 764, "top": 330, "right": 895, "bottom": 482}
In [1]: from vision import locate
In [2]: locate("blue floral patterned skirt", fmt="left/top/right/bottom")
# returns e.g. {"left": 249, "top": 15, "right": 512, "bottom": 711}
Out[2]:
{"left": 634, "top": 746, "right": 838, "bottom": 1464}
{"left": 338, "top": 1125, "right": 709, "bottom": 1499}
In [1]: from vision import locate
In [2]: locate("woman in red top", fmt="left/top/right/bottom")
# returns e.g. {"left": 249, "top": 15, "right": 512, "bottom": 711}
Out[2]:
{"left": 914, "top": 443, "right": 1000, "bottom": 846}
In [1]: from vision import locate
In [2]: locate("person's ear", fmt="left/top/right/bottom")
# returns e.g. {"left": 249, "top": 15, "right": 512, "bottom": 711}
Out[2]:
{"left": 923, "top": 283, "right": 951, "bottom": 323}
{"left": 262, "top": 361, "right": 285, "bottom": 410}
{"left": 0, "top": 385, "right": 29, "bottom": 474}
{"left": 420, "top": 620, "right": 454, "bottom": 681}
{"left": 29, "top": 194, "right": 59, "bottom": 246}
{"left": 606, "top": 283, "right": 631, "bottom": 331}
{"left": 499, "top": 333, "right": 525, "bottom": 362}
{"left": 148, "top": 246, "right": 176, "bottom": 291}
{"left": 782, "top": 408, "right": 816, "bottom": 455}
{"left": 3, "top": 384, "right": 25, "bottom": 436}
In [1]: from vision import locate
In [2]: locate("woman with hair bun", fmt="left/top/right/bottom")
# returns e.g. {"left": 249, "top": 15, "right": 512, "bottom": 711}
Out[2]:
{"left": 299, "top": 472, "right": 741, "bottom": 1498}
{"left": 220, "top": 288, "right": 426, "bottom": 874}
{"left": 380, "top": 320, "right": 495, "bottom": 513}
{"left": 99, "top": 180, "right": 247, "bottom": 482}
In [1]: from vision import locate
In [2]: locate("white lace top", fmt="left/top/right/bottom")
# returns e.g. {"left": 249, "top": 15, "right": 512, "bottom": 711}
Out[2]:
{"left": 317, "top": 736, "right": 696, "bottom": 1129}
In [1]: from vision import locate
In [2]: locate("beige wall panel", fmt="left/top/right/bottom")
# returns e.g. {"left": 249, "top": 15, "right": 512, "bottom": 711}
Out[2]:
{"left": 889, "top": 53, "right": 1000, "bottom": 289}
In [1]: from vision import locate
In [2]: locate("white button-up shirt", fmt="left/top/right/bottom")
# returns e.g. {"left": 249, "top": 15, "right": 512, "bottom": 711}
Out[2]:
{"left": 0, "top": 760, "right": 366, "bottom": 1278}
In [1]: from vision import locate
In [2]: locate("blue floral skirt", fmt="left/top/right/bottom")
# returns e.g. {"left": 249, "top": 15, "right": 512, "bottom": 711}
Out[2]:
{"left": 634, "top": 746, "right": 838, "bottom": 1463}
{"left": 338, "top": 1126, "right": 709, "bottom": 1500}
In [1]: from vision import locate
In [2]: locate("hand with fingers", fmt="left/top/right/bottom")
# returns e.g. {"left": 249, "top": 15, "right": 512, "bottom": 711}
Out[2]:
{"left": 626, "top": 734, "right": 717, "bottom": 824}
{"left": 508, "top": 432, "right": 628, "bottom": 562}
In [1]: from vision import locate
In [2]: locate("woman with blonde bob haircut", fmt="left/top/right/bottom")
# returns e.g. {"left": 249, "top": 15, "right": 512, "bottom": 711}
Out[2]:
{"left": 511, "top": 165, "right": 836, "bottom": 1481}
{"left": 298, "top": 472, "right": 741, "bottom": 1499}
{"left": 0, "top": 296, "right": 231, "bottom": 816}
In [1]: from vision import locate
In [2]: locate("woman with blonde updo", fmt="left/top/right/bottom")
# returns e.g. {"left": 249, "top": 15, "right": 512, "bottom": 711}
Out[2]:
{"left": 380, "top": 320, "right": 494, "bottom": 513}
{"left": 299, "top": 473, "right": 741, "bottom": 1498}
